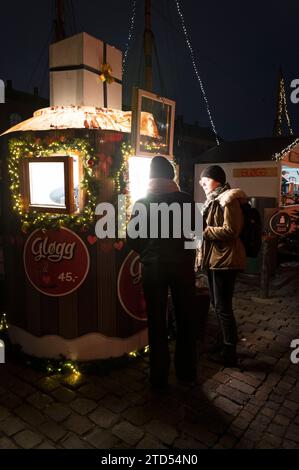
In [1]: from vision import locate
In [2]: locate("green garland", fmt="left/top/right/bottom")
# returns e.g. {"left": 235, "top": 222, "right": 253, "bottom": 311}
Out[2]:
{"left": 8, "top": 136, "right": 98, "bottom": 232}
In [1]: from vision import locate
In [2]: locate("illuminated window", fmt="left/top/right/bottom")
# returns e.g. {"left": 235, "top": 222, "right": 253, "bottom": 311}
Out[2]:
{"left": 21, "top": 156, "right": 80, "bottom": 214}
{"left": 129, "top": 156, "right": 152, "bottom": 204}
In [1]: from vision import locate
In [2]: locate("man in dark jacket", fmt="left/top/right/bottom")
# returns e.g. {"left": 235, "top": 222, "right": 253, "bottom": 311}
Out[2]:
{"left": 127, "top": 156, "right": 197, "bottom": 389}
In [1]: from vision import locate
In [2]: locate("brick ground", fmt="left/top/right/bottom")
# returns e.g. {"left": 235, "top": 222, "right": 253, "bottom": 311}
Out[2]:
{"left": 0, "top": 270, "right": 298, "bottom": 449}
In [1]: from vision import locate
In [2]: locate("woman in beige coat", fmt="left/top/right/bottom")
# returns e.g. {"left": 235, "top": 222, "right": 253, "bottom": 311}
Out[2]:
{"left": 199, "top": 165, "right": 247, "bottom": 366}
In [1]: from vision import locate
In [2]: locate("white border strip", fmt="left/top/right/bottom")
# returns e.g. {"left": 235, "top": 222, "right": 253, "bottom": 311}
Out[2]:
{"left": 8, "top": 325, "right": 148, "bottom": 361}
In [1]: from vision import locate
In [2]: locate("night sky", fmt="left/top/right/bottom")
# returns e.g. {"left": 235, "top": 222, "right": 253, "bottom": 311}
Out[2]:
{"left": 1, "top": 0, "right": 299, "bottom": 140}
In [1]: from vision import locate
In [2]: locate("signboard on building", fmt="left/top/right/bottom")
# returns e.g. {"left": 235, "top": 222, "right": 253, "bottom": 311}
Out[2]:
{"left": 269, "top": 211, "right": 291, "bottom": 236}
{"left": 117, "top": 251, "right": 147, "bottom": 321}
{"left": 233, "top": 167, "right": 278, "bottom": 178}
{"left": 24, "top": 228, "right": 90, "bottom": 296}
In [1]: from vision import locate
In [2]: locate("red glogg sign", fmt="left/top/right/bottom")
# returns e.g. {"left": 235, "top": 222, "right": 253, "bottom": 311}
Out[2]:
{"left": 24, "top": 228, "right": 90, "bottom": 297}
{"left": 117, "top": 251, "right": 147, "bottom": 321}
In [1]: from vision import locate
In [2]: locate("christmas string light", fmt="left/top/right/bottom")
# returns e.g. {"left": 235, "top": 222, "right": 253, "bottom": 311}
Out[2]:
{"left": 8, "top": 137, "right": 98, "bottom": 232}
{"left": 128, "top": 344, "right": 149, "bottom": 358}
{"left": 174, "top": 0, "right": 219, "bottom": 145}
{"left": 274, "top": 75, "right": 293, "bottom": 136}
{"left": 0, "top": 313, "right": 8, "bottom": 331}
{"left": 115, "top": 142, "right": 132, "bottom": 229}
{"left": 44, "top": 359, "right": 80, "bottom": 376}
{"left": 122, "top": 0, "right": 137, "bottom": 76}
{"left": 272, "top": 138, "right": 299, "bottom": 161}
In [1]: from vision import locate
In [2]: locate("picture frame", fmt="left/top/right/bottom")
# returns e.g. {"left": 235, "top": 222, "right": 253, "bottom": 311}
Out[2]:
{"left": 131, "top": 87, "right": 176, "bottom": 158}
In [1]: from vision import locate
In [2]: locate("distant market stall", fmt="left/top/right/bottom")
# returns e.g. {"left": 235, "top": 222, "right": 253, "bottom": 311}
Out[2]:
{"left": 195, "top": 137, "right": 299, "bottom": 232}
{"left": 194, "top": 137, "right": 299, "bottom": 272}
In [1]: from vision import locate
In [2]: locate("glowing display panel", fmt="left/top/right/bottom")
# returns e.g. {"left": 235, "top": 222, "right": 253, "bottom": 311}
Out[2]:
{"left": 23, "top": 156, "right": 78, "bottom": 213}
{"left": 129, "top": 157, "right": 152, "bottom": 204}
{"left": 29, "top": 161, "right": 66, "bottom": 208}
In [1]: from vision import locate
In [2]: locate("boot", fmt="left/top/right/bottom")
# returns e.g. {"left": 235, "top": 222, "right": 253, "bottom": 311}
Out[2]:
{"left": 208, "top": 344, "right": 238, "bottom": 367}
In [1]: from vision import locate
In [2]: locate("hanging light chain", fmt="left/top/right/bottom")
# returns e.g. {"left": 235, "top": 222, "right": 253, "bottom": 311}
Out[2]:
{"left": 275, "top": 76, "right": 293, "bottom": 136}
{"left": 122, "top": 0, "right": 137, "bottom": 76}
{"left": 174, "top": 0, "right": 219, "bottom": 145}
{"left": 281, "top": 77, "right": 293, "bottom": 135}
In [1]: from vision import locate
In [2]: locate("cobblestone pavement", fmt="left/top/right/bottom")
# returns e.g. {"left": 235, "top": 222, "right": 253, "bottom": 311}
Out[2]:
{"left": 0, "top": 271, "right": 299, "bottom": 450}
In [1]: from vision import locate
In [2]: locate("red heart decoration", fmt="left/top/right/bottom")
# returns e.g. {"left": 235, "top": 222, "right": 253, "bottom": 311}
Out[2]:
{"left": 113, "top": 241, "right": 124, "bottom": 251}
{"left": 87, "top": 235, "right": 97, "bottom": 245}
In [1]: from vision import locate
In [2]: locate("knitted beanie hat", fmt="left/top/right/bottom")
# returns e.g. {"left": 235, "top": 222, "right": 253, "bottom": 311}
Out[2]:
{"left": 200, "top": 165, "right": 226, "bottom": 185}
{"left": 150, "top": 156, "right": 175, "bottom": 180}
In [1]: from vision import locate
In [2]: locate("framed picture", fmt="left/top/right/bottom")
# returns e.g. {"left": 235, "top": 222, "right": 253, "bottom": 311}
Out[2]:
{"left": 131, "top": 88, "right": 176, "bottom": 158}
{"left": 280, "top": 163, "right": 299, "bottom": 206}
{"left": 21, "top": 156, "right": 78, "bottom": 213}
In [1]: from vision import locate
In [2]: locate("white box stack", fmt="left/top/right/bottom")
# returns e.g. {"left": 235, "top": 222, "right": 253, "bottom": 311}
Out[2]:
{"left": 49, "top": 32, "right": 122, "bottom": 109}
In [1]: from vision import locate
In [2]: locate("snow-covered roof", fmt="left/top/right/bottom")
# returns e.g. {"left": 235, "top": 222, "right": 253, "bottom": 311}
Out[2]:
{"left": 1, "top": 105, "right": 159, "bottom": 137}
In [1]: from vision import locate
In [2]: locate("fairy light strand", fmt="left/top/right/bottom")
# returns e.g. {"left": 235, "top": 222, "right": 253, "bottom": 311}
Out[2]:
{"left": 174, "top": 0, "right": 219, "bottom": 145}
{"left": 122, "top": 0, "right": 137, "bottom": 76}
{"left": 281, "top": 77, "right": 293, "bottom": 135}
{"left": 274, "top": 76, "right": 293, "bottom": 136}
{"left": 0, "top": 313, "right": 8, "bottom": 331}
{"left": 273, "top": 138, "right": 299, "bottom": 161}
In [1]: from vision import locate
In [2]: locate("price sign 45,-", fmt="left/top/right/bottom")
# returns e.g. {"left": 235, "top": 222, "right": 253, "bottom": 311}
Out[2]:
{"left": 58, "top": 272, "right": 79, "bottom": 283}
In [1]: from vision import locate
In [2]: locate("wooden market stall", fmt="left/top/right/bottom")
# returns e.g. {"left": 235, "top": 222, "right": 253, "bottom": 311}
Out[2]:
{"left": 0, "top": 32, "right": 176, "bottom": 360}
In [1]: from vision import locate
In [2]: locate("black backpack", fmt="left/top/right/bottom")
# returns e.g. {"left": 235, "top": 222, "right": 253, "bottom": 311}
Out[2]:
{"left": 239, "top": 202, "right": 262, "bottom": 258}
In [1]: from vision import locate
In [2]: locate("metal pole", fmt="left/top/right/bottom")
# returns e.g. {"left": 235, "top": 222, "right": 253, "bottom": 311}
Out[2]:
{"left": 144, "top": 0, "right": 153, "bottom": 91}
{"left": 55, "top": 0, "right": 65, "bottom": 42}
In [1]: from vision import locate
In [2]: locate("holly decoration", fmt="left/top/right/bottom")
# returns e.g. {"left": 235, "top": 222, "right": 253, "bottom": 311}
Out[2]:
{"left": 8, "top": 136, "right": 98, "bottom": 232}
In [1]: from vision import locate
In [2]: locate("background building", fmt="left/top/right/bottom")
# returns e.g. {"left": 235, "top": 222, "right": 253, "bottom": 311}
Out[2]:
{"left": 0, "top": 81, "right": 48, "bottom": 308}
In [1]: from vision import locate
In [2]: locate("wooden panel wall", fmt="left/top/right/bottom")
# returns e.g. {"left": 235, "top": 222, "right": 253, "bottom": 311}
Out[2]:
{"left": 4, "top": 129, "right": 146, "bottom": 340}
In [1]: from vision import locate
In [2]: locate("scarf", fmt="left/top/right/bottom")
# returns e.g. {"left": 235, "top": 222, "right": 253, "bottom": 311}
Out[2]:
{"left": 201, "top": 182, "right": 231, "bottom": 216}
{"left": 147, "top": 178, "right": 180, "bottom": 195}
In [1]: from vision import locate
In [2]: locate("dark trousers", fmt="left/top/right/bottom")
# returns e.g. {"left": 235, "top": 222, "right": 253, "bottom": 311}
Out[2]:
{"left": 142, "top": 261, "right": 196, "bottom": 384}
{"left": 207, "top": 270, "right": 238, "bottom": 347}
